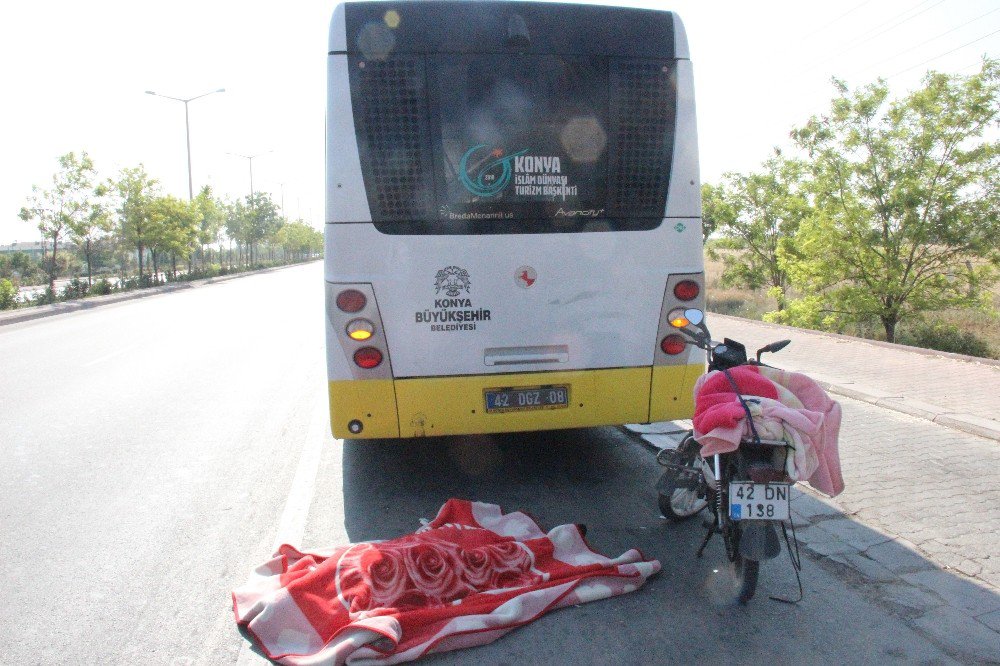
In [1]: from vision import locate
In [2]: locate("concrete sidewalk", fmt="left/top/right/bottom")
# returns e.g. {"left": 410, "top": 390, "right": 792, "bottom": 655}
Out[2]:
{"left": 0, "top": 261, "right": 318, "bottom": 328}
{"left": 708, "top": 313, "right": 1000, "bottom": 442}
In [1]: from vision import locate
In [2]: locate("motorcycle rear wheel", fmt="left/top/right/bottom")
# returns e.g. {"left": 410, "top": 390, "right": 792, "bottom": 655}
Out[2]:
{"left": 734, "top": 555, "right": 760, "bottom": 605}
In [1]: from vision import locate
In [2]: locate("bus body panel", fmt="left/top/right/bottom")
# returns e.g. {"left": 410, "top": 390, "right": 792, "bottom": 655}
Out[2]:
{"left": 326, "top": 55, "right": 372, "bottom": 224}
{"left": 672, "top": 10, "right": 690, "bottom": 59}
{"left": 649, "top": 364, "right": 700, "bottom": 422}
{"left": 324, "top": 223, "right": 703, "bottom": 378}
{"left": 328, "top": 378, "right": 400, "bottom": 438}
{"left": 664, "top": 60, "right": 701, "bottom": 219}
{"left": 328, "top": 3, "right": 347, "bottom": 53}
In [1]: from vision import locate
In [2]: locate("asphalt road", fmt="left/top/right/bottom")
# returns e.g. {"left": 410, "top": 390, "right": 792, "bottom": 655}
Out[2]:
{"left": 0, "top": 262, "right": 966, "bottom": 664}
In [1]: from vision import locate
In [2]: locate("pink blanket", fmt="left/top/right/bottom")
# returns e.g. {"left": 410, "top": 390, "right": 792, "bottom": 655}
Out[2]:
{"left": 233, "top": 499, "right": 660, "bottom": 664}
{"left": 693, "top": 366, "right": 844, "bottom": 497}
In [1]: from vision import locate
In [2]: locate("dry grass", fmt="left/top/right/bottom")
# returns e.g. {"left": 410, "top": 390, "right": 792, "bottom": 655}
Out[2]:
{"left": 701, "top": 255, "right": 1000, "bottom": 359}
{"left": 704, "top": 256, "right": 780, "bottom": 319}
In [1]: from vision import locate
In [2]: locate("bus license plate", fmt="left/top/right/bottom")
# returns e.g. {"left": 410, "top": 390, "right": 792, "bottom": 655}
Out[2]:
{"left": 484, "top": 385, "right": 569, "bottom": 413}
{"left": 729, "top": 482, "right": 791, "bottom": 521}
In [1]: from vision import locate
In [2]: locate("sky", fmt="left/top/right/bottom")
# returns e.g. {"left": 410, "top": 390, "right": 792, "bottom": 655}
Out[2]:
{"left": 2, "top": 0, "right": 998, "bottom": 244}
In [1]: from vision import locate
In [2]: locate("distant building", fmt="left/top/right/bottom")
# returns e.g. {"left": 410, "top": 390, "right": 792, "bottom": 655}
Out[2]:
{"left": 0, "top": 241, "right": 45, "bottom": 257}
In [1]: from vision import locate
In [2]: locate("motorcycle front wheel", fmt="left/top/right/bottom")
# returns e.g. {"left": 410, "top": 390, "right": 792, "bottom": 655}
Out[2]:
{"left": 657, "top": 436, "right": 708, "bottom": 521}
{"left": 658, "top": 487, "right": 708, "bottom": 520}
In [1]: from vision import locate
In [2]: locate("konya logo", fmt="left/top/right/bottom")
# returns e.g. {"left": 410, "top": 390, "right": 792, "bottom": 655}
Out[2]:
{"left": 459, "top": 145, "right": 528, "bottom": 197}
{"left": 434, "top": 266, "right": 471, "bottom": 297}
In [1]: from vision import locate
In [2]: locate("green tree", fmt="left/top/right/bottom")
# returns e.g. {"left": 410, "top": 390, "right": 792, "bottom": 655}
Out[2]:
{"left": 112, "top": 166, "right": 161, "bottom": 284}
{"left": 243, "top": 192, "right": 282, "bottom": 264}
{"left": 709, "top": 152, "right": 810, "bottom": 308}
{"left": 275, "top": 221, "right": 324, "bottom": 260}
{"left": 18, "top": 151, "right": 101, "bottom": 292}
{"left": 775, "top": 61, "right": 1000, "bottom": 342}
{"left": 224, "top": 199, "right": 248, "bottom": 267}
{"left": 700, "top": 183, "right": 728, "bottom": 243}
{"left": 68, "top": 183, "right": 112, "bottom": 287}
{"left": 193, "top": 186, "right": 225, "bottom": 270}
{"left": 2, "top": 251, "right": 41, "bottom": 284}
{"left": 147, "top": 195, "right": 198, "bottom": 280}
{"left": 0, "top": 278, "right": 17, "bottom": 310}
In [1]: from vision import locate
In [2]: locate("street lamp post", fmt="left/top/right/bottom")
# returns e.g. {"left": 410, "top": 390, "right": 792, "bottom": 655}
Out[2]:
{"left": 227, "top": 151, "right": 273, "bottom": 266}
{"left": 145, "top": 88, "right": 225, "bottom": 200}
{"left": 227, "top": 151, "right": 273, "bottom": 202}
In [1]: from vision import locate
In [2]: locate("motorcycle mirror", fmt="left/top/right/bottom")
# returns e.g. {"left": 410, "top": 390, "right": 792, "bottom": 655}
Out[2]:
{"left": 766, "top": 339, "right": 791, "bottom": 353}
{"left": 756, "top": 339, "right": 791, "bottom": 361}
{"left": 684, "top": 309, "right": 704, "bottom": 326}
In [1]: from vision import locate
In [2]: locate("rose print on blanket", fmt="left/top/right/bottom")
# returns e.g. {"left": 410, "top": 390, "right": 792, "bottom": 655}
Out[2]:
{"left": 404, "top": 541, "right": 468, "bottom": 601}
{"left": 336, "top": 531, "right": 544, "bottom": 613}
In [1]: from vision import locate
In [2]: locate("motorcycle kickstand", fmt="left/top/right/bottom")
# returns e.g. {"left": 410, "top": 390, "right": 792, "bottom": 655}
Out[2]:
{"left": 696, "top": 524, "right": 716, "bottom": 558}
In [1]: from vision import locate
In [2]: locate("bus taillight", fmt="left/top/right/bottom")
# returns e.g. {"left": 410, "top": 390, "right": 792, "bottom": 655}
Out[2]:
{"left": 673, "top": 280, "right": 700, "bottom": 301}
{"left": 353, "top": 347, "right": 383, "bottom": 369}
{"left": 346, "top": 319, "right": 375, "bottom": 341}
{"left": 660, "top": 335, "right": 687, "bottom": 355}
{"left": 336, "top": 289, "right": 367, "bottom": 313}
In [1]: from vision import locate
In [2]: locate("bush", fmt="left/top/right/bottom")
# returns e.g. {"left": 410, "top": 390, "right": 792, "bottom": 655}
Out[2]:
{"left": 60, "top": 277, "right": 88, "bottom": 301}
{"left": 707, "top": 288, "right": 777, "bottom": 321}
{"left": 0, "top": 278, "right": 17, "bottom": 310}
{"left": 32, "top": 287, "right": 56, "bottom": 306}
{"left": 896, "top": 321, "right": 994, "bottom": 359}
{"left": 115, "top": 276, "right": 141, "bottom": 292}
{"left": 89, "top": 278, "right": 113, "bottom": 296}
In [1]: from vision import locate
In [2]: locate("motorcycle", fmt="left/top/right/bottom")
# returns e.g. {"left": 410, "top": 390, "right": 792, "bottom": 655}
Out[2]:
{"left": 655, "top": 308, "right": 802, "bottom": 604}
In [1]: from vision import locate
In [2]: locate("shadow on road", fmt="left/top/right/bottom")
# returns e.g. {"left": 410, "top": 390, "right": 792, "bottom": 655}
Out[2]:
{"left": 335, "top": 428, "right": 999, "bottom": 664}
{"left": 341, "top": 428, "right": 625, "bottom": 540}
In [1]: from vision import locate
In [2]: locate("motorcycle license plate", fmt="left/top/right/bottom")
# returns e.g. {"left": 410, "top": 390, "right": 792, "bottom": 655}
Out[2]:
{"left": 729, "top": 482, "right": 791, "bottom": 521}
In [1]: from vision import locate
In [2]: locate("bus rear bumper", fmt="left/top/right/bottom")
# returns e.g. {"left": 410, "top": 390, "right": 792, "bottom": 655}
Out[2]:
{"left": 328, "top": 364, "right": 702, "bottom": 439}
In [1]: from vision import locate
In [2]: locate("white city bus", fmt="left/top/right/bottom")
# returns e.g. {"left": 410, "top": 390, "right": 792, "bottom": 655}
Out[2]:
{"left": 325, "top": 0, "right": 705, "bottom": 439}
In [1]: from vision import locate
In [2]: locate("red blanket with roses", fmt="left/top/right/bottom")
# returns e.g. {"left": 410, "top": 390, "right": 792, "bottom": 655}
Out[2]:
{"left": 232, "top": 499, "right": 659, "bottom": 664}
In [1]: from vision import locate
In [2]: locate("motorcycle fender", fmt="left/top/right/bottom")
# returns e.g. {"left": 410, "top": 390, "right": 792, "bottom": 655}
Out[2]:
{"left": 739, "top": 521, "right": 782, "bottom": 560}
{"left": 656, "top": 470, "right": 675, "bottom": 494}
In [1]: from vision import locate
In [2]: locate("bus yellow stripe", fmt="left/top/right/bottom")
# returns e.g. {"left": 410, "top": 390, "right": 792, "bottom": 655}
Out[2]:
{"left": 649, "top": 363, "right": 703, "bottom": 422}
{"left": 329, "top": 364, "right": 703, "bottom": 439}
{"left": 328, "top": 379, "right": 400, "bottom": 439}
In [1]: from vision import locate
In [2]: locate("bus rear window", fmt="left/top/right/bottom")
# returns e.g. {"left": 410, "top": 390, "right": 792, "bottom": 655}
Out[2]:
{"left": 349, "top": 54, "right": 676, "bottom": 233}
{"left": 434, "top": 54, "right": 609, "bottom": 222}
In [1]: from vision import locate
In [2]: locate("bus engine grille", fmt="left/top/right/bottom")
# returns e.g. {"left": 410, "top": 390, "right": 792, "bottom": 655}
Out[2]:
{"left": 350, "top": 56, "right": 435, "bottom": 221}
{"left": 608, "top": 60, "right": 676, "bottom": 219}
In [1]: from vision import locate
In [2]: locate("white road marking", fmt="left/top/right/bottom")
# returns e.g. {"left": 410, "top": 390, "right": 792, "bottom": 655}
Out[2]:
{"left": 271, "top": 392, "right": 329, "bottom": 552}
{"left": 81, "top": 344, "right": 139, "bottom": 367}
{"left": 236, "top": 391, "right": 331, "bottom": 665}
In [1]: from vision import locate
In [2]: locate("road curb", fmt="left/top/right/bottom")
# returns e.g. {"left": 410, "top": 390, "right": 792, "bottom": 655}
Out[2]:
{"left": 0, "top": 261, "right": 318, "bottom": 328}
{"left": 816, "top": 380, "right": 1000, "bottom": 443}
{"left": 708, "top": 312, "right": 1000, "bottom": 368}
